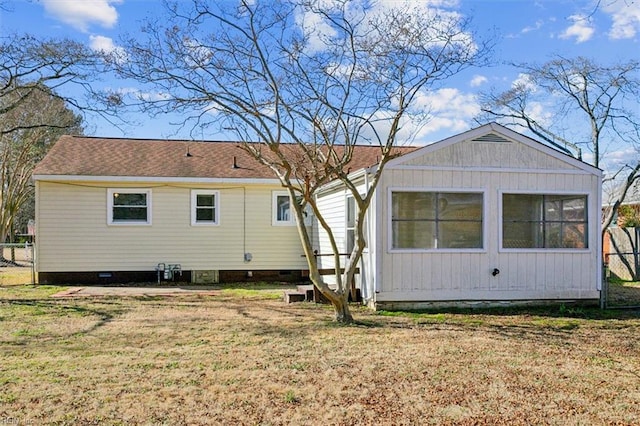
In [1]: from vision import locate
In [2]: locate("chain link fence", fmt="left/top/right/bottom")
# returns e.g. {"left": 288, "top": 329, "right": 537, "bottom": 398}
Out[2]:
{"left": 0, "top": 242, "right": 35, "bottom": 285}
{"left": 602, "top": 260, "right": 640, "bottom": 309}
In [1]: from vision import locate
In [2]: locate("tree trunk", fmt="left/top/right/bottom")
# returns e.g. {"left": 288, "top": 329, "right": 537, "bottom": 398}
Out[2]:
{"left": 310, "top": 275, "right": 354, "bottom": 324}
{"left": 331, "top": 293, "right": 354, "bottom": 324}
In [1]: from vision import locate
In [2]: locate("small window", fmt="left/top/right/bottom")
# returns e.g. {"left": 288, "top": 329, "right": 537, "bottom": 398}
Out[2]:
{"left": 502, "top": 193, "right": 588, "bottom": 249}
{"left": 346, "top": 195, "right": 356, "bottom": 252}
{"left": 108, "top": 189, "right": 151, "bottom": 225}
{"left": 273, "top": 191, "right": 295, "bottom": 225}
{"left": 191, "top": 190, "right": 219, "bottom": 225}
{"left": 391, "top": 191, "right": 483, "bottom": 250}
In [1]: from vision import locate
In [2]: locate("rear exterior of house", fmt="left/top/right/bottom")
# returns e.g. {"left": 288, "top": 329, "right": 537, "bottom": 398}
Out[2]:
{"left": 35, "top": 124, "right": 602, "bottom": 307}
{"left": 33, "top": 137, "right": 310, "bottom": 284}
{"left": 314, "top": 123, "right": 603, "bottom": 309}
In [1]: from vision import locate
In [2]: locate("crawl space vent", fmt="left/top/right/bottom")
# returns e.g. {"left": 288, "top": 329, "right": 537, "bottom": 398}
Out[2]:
{"left": 471, "top": 133, "right": 511, "bottom": 143}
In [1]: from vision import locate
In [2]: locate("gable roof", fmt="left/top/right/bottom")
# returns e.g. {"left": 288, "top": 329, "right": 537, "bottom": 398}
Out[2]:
{"left": 386, "top": 122, "right": 602, "bottom": 176}
{"left": 33, "top": 135, "right": 415, "bottom": 182}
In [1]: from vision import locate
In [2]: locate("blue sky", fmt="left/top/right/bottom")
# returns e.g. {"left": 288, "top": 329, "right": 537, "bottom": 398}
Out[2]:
{"left": 1, "top": 0, "right": 639, "bottom": 166}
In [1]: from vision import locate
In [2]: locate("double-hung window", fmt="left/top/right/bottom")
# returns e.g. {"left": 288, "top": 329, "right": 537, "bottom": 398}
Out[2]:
{"left": 502, "top": 193, "right": 588, "bottom": 249}
{"left": 108, "top": 189, "right": 151, "bottom": 225}
{"left": 191, "top": 190, "right": 219, "bottom": 225}
{"left": 391, "top": 191, "right": 483, "bottom": 250}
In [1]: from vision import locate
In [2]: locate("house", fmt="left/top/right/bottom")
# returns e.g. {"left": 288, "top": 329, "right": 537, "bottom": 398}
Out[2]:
{"left": 32, "top": 137, "right": 394, "bottom": 284}
{"left": 313, "top": 123, "right": 603, "bottom": 309}
{"left": 33, "top": 123, "right": 603, "bottom": 308}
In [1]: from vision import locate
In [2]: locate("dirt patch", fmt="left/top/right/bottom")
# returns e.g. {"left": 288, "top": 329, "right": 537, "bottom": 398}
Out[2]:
{"left": 50, "top": 286, "right": 220, "bottom": 298}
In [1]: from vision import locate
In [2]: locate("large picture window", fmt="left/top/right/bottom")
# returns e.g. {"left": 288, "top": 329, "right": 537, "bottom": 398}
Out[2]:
{"left": 108, "top": 189, "right": 151, "bottom": 225}
{"left": 191, "top": 190, "right": 219, "bottom": 225}
{"left": 502, "top": 194, "right": 588, "bottom": 249}
{"left": 391, "top": 191, "right": 483, "bottom": 249}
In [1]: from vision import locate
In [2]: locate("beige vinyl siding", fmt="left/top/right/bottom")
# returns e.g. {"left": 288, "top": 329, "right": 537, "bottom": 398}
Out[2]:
{"left": 35, "top": 181, "right": 307, "bottom": 272}
{"left": 377, "top": 167, "right": 600, "bottom": 302}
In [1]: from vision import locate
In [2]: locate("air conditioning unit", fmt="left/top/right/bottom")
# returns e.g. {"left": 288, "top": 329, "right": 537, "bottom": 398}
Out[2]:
{"left": 192, "top": 270, "right": 219, "bottom": 284}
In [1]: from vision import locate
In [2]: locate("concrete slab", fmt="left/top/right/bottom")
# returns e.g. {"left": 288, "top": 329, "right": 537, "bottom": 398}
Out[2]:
{"left": 51, "top": 286, "right": 219, "bottom": 298}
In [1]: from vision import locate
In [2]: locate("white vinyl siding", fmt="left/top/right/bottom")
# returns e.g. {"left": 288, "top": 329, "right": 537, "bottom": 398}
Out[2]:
{"left": 36, "top": 182, "right": 307, "bottom": 272}
{"left": 375, "top": 157, "right": 601, "bottom": 303}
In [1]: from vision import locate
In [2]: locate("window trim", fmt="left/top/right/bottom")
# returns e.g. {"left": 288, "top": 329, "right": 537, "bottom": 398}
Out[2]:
{"left": 191, "top": 190, "right": 220, "bottom": 226}
{"left": 499, "top": 190, "right": 590, "bottom": 252}
{"left": 272, "top": 191, "right": 295, "bottom": 226}
{"left": 107, "top": 188, "right": 152, "bottom": 226}
{"left": 388, "top": 187, "right": 487, "bottom": 253}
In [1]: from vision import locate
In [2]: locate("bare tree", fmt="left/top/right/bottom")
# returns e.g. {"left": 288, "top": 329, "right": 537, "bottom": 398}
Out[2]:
{"left": 477, "top": 56, "right": 640, "bottom": 242}
{"left": 0, "top": 85, "right": 83, "bottom": 261}
{"left": 1, "top": 34, "right": 120, "bottom": 135}
{"left": 112, "top": 0, "right": 492, "bottom": 322}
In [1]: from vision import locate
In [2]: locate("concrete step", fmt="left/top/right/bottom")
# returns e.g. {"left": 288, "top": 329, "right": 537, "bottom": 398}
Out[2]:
{"left": 284, "top": 290, "right": 306, "bottom": 303}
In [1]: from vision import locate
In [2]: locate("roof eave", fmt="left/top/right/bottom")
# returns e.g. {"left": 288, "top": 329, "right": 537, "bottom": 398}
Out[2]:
{"left": 32, "top": 174, "right": 284, "bottom": 185}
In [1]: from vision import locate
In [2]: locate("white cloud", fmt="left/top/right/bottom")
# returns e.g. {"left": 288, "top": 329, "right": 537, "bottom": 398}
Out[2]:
{"left": 41, "top": 0, "right": 121, "bottom": 32}
{"left": 559, "top": 14, "right": 595, "bottom": 43}
{"left": 408, "top": 88, "right": 480, "bottom": 140}
{"left": 470, "top": 75, "right": 488, "bottom": 87}
{"left": 522, "top": 19, "right": 544, "bottom": 34}
{"left": 601, "top": 0, "right": 640, "bottom": 39}
{"left": 89, "top": 35, "right": 127, "bottom": 63}
{"left": 511, "top": 73, "right": 537, "bottom": 92}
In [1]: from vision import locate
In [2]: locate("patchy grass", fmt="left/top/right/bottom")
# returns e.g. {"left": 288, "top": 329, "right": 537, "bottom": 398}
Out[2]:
{"left": 0, "top": 285, "right": 639, "bottom": 425}
{"left": 218, "top": 281, "right": 296, "bottom": 300}
{"left": 0, "top": 268, "right": 34, "bottom": 286}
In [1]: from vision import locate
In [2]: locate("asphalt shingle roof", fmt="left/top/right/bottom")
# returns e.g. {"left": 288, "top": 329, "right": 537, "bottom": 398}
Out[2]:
{"left": 34, "top": 135, "right": 414, "bottom": 180}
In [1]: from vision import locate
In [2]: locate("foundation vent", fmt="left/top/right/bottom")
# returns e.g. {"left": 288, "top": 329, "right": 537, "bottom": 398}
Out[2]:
{"left": 192, "top": 270, "right": 219, "bottom": 284}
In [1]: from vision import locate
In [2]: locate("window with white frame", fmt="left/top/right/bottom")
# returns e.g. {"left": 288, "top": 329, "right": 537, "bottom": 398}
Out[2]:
{"left": 191, "top": 190, "right": 219, "bottom": 225}
{"left": 502, "top": 193, "right": 588, "bottom": 249}
{"left": 346, "top": 195, "right": 356, "bottom": 252}
{"left": 108, "top": 189, "right": 151, "bottom": 225}
{"left": 273, "top": 191, "right": 295, "bottom": 225}
{"left": 391, "top": 191, "right": 483, "bottom": 249}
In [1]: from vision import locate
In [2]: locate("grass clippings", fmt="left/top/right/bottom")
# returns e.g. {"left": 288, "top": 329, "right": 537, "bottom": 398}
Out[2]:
{"left": 0, "top": 284, "right": 639, "bottom": 425}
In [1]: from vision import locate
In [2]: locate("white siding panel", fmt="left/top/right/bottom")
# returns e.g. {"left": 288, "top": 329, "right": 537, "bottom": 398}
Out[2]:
{"left": 405, "top": 139, "right": 575, "bottom": 170}
{"left": 377, "top": 166, "right": 600, "bottom": 303}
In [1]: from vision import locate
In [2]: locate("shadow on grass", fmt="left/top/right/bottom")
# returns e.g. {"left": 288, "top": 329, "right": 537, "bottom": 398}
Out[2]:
{"left": 0, "top": 298, "right": 130, "bottom": 342}
{"left": 378, "top": 304, "right": 640, "bottom": 321}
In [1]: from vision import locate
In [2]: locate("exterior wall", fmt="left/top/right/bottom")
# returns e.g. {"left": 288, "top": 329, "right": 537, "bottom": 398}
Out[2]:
{"left": 315, "top": 186, "right": 348, "bottom": 280}
{"left": 35, "top": 181, "right": 308, "bottom": 277}
{"left": 314, "top": 178, "right": 369, "bottom": 289}
{"left": 375, "top": 153, "right": 601, "bottom": 305}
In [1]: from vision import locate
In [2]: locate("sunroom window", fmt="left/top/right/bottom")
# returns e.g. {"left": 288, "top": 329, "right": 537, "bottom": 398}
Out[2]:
{"left": 391, "top": 191, "right": 483, "bottom": 249}
{"left": 108, "top": 189, "right": 151, "bottom": 225}
{"left": 502, "top": 194, "right": 588, "bottom": 249}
